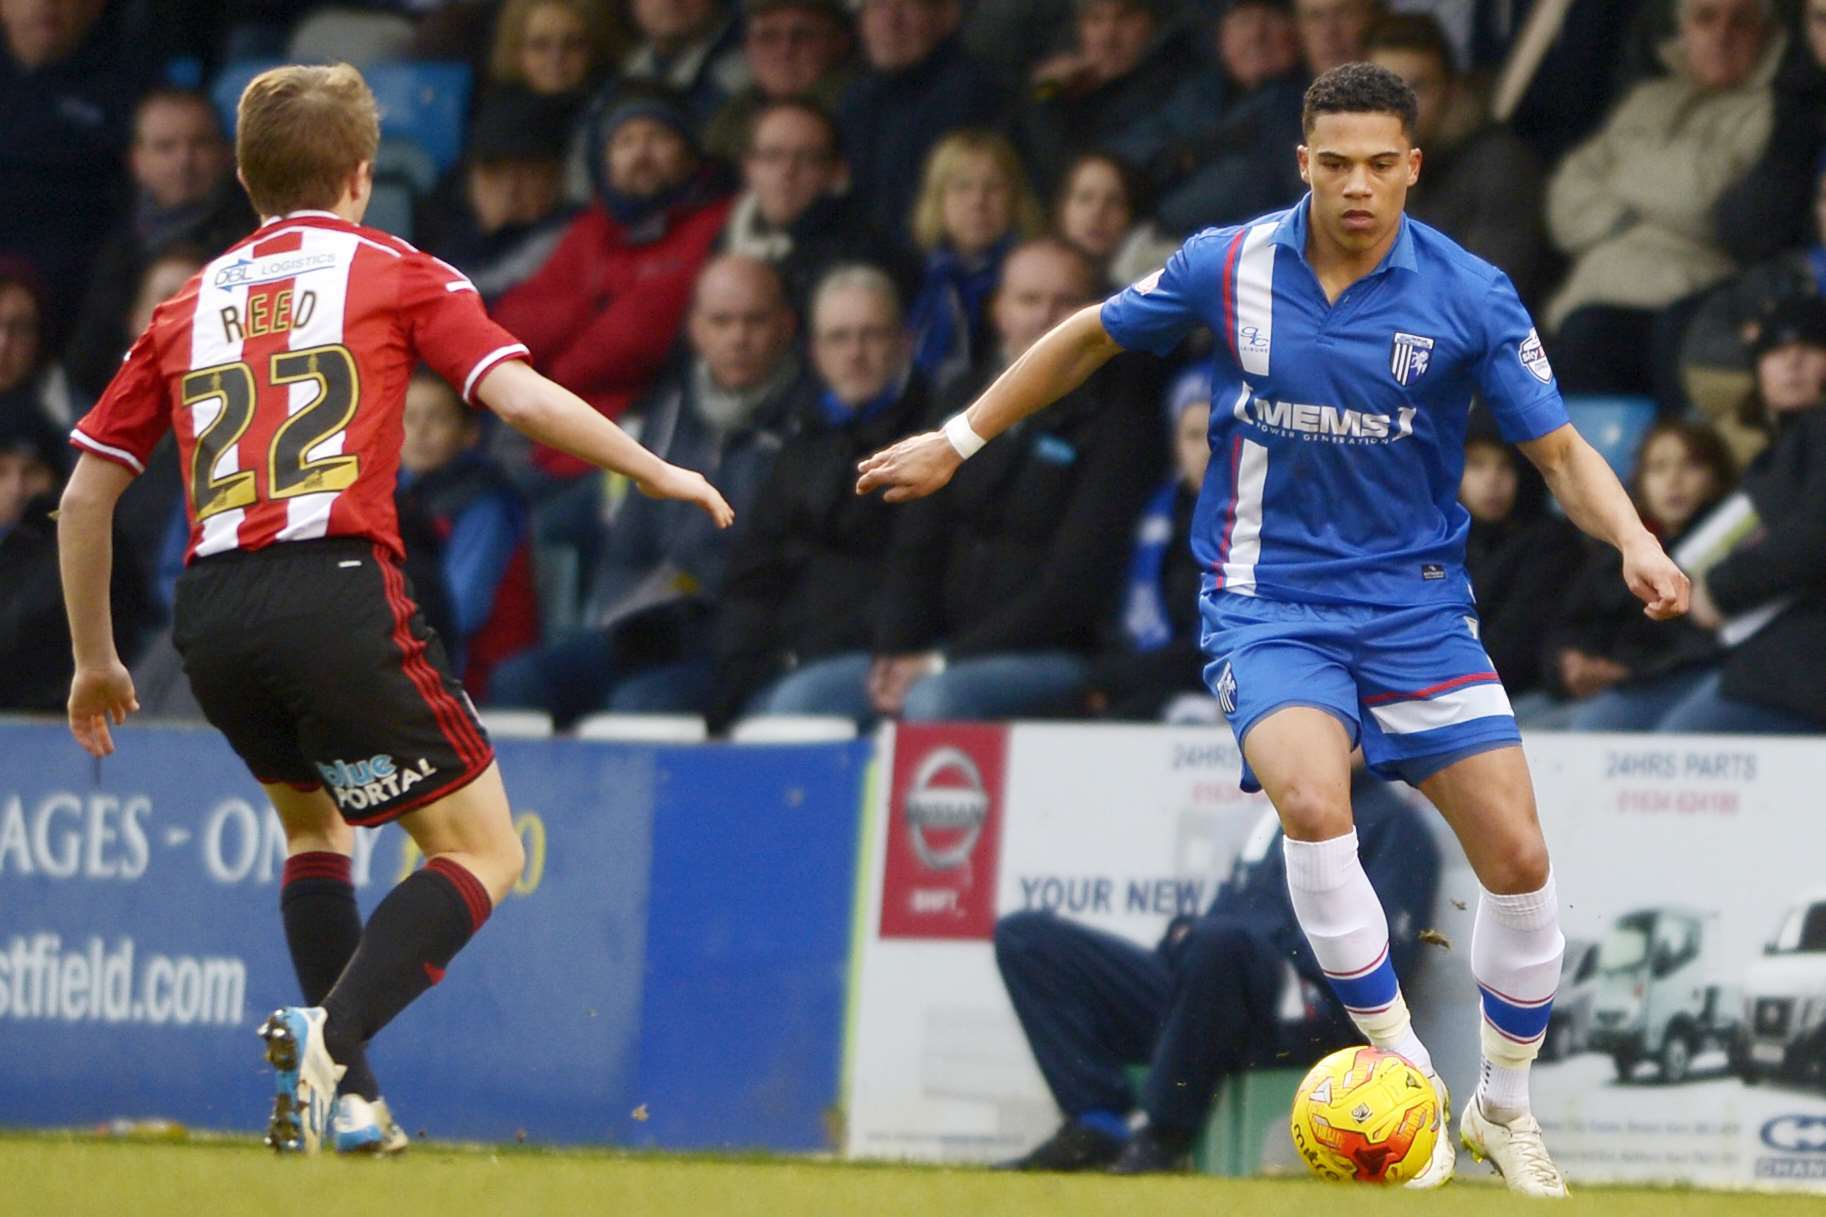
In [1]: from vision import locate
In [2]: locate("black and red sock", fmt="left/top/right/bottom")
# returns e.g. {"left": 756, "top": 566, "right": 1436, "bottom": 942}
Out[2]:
{"left": 320, "top": 857, "right": 491, "bottom": 1065}
{"left": 280, "top": 852, "right": 382, "bottom": 1100}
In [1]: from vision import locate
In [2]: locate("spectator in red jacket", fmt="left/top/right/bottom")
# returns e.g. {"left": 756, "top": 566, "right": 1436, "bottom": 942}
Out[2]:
{"left": 493, "top": 86, "right": 735, "bottom": 478}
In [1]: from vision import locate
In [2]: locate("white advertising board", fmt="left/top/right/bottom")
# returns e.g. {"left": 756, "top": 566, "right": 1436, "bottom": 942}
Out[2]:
{"left": 844, "top": 724, "right": 1826, "bottom": 1192}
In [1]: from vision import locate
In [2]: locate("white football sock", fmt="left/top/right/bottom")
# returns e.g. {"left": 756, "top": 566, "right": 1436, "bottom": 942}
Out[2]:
{"left": 1471, "top": 872, "right": 1564, "bottom": 1122}
{"left": 1284, "top": 831, "right": 1433, "bottom": 1077}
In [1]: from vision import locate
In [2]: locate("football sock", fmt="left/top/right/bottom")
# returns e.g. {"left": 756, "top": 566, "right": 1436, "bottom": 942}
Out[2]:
{"left": 1471, "top": 872, "right": 1564, "bottom": 1123}
{"left": 320, "top": 857, "right": 491, "bottom": 1065}
{"left": 279, "top": 852, "right": 380, "bottom": 1101}
{"left": 1283, "top": 831, "right": 1435, "bottom": 1077}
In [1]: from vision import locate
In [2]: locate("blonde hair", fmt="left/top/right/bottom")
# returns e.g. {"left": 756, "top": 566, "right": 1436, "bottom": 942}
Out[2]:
{"left": 909, "top": 130, "right": 1045, "bottom": 254}
{"left": 489, "top": 0, "right": 627, "bottom": 88}
{"left": 236, "top": 64, "right": 380, "bottom": 218}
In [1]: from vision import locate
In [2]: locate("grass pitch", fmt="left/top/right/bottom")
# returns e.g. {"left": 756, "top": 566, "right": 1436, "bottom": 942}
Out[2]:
{"left": 6, "top": 1134, "right": 1820, "bottom": 1217}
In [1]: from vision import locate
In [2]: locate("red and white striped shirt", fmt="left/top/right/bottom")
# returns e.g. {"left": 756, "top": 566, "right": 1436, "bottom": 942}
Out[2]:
{"left": 71, "top": 210, "right": 529, "bottom": 562}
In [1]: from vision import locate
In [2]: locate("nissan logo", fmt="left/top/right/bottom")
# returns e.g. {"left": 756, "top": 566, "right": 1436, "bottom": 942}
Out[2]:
{"left": 904, "top": 747, "right": 989, "bottom": 871}
{"left": 1762, "top": 1115, "right": 1826, "bottom": 1153}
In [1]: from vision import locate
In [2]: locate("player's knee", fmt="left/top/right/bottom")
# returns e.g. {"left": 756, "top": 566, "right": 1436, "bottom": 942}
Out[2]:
{"left": 495, "top": 828, "right": 527, "bottom": 889}
{"left": 1484, "top": 839, "right": 1550, "bottom": 895}
{"left": 1274, "top": 779, "right": 1353, "bottom": 840}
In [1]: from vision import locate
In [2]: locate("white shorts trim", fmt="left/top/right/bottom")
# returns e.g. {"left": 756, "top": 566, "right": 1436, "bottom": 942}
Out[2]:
{"left": 1368, "top": 681, "right": 1514, "bottom": 735}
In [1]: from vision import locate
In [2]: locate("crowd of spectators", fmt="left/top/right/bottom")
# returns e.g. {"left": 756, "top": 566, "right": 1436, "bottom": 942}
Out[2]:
{"left": 1, "top": 0, "right": 1822, "bottom": 737}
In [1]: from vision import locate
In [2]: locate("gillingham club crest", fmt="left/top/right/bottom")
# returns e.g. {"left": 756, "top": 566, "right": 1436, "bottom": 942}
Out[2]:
{"left": 1214, "top": 662, "right": 1239, "bottom": 716}
{"left": 1390, "top": 331, "right": 1435, "bottom": 386}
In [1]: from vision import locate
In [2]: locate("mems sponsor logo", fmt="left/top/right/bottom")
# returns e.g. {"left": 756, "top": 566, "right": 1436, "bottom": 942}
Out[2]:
{"left": 1234, "top": 392, "right": 1417, "bottom": 445}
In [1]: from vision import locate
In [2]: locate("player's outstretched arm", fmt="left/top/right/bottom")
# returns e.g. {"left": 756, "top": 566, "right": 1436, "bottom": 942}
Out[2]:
{"left": 856, "top": 304, "right": 1124, "bottom": 502}
{"left": 1520, "top": 423, "right": 1690, "bottom": 620}
{"left": 477, "top": 360, "right": 733, "bottom": 528}
{"left": 58, "top": 455, "right": 141, "bottom": 758}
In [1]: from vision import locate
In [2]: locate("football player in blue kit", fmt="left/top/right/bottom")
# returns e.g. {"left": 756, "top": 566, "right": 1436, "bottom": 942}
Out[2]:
{"left": 857, "top": 63, "right": 1689, "bottom": 1196}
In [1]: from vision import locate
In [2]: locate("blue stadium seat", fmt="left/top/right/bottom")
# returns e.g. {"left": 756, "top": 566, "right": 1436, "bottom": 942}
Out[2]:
{"left": 365, "top": 62, "right": 472, "bottom": 175}
{"left": 1563, "top": 394, "right": 1659, "bottom": 482}
{"left": 164, "top": 56, "right": 203, "bottom": 89}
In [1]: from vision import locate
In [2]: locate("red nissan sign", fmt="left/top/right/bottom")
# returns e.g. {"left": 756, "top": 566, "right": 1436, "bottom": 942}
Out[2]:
{"left": 879, "top": 724, "right": 1008, "bottom": 940}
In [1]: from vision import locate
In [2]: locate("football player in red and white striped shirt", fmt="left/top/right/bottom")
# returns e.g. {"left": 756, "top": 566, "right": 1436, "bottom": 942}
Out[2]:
{"left": 57, "top": 63, "right": 731, "bottom": 1155}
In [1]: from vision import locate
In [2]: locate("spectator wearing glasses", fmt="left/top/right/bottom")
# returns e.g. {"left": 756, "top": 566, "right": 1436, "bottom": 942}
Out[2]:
{"left": 490, "top": 0, "right": 626, "bottom": 96}
{"left": 710, "top": 264, "right": 931, "bottom": 729}
{"left": 703, "top": 0, "right": 855, "bottom": 163}
{"left": 717, "top": 97, "right": 905, "bottom": 312}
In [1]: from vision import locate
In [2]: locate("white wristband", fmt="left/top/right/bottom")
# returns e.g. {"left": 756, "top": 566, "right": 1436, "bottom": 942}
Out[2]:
{"left": 943, "top": 412, "right": 987, "bottom": 460}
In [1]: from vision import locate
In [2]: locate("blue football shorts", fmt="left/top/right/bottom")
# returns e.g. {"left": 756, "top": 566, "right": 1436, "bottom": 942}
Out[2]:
{"left": 1199, "top": 588, "right": 1522, "bottom": 792}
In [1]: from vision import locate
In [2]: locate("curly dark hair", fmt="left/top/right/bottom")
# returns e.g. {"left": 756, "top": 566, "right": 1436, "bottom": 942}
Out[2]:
{"left": 1301, "top": 62, "right": 1418, "bottom": 138}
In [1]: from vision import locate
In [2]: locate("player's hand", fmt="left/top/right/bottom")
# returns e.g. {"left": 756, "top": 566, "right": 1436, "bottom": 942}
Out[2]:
{"left": 1621, "top": 534, "right": 1690, "bottom": 621}
{"left": 856, "top": 431, "right": 963, "bottom": 503}
{"left": 68, "top": 661, "right": 139, "bottom": 758}
{"left": 636, "top": 463, "right": 734, "bottom": 528}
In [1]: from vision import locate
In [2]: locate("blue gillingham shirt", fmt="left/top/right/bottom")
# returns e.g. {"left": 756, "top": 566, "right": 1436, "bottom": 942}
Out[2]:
{"left": 1100, "top": 194, "right": 1568, "bottom": 608}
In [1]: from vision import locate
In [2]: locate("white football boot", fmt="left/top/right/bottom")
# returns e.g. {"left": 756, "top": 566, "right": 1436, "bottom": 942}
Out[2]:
{"left": 258, "top": 1006, "right": 345, "bottom": 1154}
{"left": 1404, "top": 1070, "right": 1456, "bottom": 1189}
{"left": 331, "top": 1094, "right": 410, "bottom": 1155}
{"left": 1461, "top": 1096, "right": 1569, "bottom": 1197}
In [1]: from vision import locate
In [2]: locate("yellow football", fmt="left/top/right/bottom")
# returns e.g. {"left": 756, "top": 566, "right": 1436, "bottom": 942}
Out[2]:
{"left": 1289, "top": 1045, "right": 1440, "bottom": 1184}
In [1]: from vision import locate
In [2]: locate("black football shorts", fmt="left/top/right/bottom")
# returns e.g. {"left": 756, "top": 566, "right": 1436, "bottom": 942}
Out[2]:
{"left": 172, "top": 537, "right": 495, "bottom": 825}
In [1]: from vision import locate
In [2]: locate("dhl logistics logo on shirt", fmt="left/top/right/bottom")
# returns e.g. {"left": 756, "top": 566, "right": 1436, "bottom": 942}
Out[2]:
{"left": 213, "top": 251, "right": 339, "bottom": 290}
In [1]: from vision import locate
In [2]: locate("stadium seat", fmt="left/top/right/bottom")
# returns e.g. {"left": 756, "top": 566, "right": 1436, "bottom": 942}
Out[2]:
{"left": 728, "top": 715, "right": 859, "bottom": 743}
{"left": 1127, "top": 1061, "right": 1305, "bottom": 1177}
{"left": 364, "top": 62, "right": 472, "bottom": 175}
{"left": 164, "top": 56, "right": 203, "bottom": 89}
{"left": 1563, "top": 394, "right": 1659, "bottom": 482}
{"left": 1196, "top": 1067, "right": 1307, "bottom": 1176}
{"left": 573, "top": 714, "right": 709, "bottom": 743}
{"left": 287, "top": 9, "right": 415, "bottom": 67}
{"left": 476, "top": 709, "right": 555, "bottom": 739}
